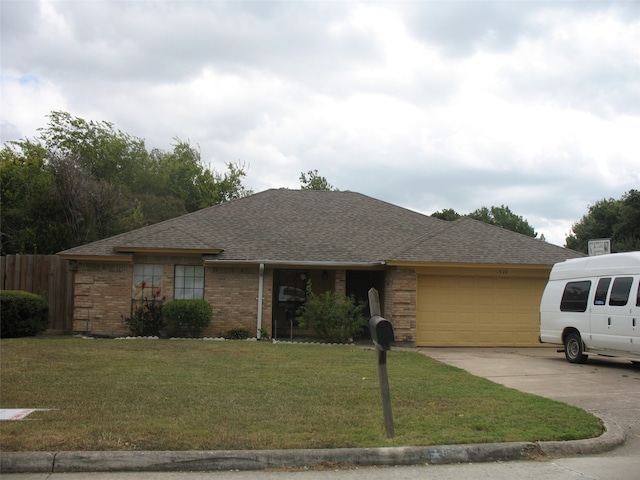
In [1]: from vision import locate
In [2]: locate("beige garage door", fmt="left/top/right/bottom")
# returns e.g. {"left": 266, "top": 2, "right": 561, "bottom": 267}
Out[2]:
{"left": 416, "top": 274, "right": 547, "bottom": 347}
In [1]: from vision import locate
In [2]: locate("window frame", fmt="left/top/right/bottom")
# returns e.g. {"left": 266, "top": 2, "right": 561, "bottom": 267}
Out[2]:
{"left": 593, "top": 278, "right": 611, "bottom": 306}
{"left": 609, "top": 277, "right": 633, "bottom": 307}
{"left": 174, "top": 265, "right": 205, "bottom": 300}
{"left": 560, "top": 280, "right": 591, "bottom": 312}
{"left": 133, "top": 264, "right": 163, "bottom": 300}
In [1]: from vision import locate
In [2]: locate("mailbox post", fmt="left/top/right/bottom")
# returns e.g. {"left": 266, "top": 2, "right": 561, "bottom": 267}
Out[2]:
{"left": 368, "top": 288, "right": 395, "bottom": 438}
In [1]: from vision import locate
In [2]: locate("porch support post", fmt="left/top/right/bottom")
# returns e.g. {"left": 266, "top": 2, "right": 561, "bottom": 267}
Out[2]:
{"left": 256, "top": 263, "right": 265, "bottom": 338}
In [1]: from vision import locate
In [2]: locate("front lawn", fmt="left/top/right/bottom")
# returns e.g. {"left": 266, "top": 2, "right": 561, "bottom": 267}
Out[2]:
{"left": 0, "top": 337, "right": 601, "bottom": 451}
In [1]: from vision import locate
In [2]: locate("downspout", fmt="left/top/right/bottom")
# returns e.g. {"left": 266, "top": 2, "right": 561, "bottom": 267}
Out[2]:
{"left": 256, "top": 263, "right": 264, "bottom": 339}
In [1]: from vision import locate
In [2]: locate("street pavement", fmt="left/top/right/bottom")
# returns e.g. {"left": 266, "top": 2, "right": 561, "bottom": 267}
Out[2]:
{"left": 2, "top": 346, "right": 639, "bottom": 479}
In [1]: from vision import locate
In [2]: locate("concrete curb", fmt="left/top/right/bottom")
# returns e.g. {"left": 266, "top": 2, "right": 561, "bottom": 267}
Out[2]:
{"left": 0, "top": 417, "right": 626, "bottom": 474}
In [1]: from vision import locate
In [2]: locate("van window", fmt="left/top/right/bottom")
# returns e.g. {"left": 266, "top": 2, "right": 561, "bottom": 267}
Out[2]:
{"left": 560, "top": 281, "right": 591, "bottom": 312}
{"left": 610, "top": 277, "right": 633, "bottom": 306}
{"left": 637, "top": 282, "right": 640, "bottom": 307}
{"left": 594, "top": 278, "right": 611, "bottom": 305}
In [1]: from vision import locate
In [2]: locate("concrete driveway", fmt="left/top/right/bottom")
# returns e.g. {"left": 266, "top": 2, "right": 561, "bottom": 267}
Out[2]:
{"left": 418, "top": 346, "right": 640, "bottom": 456}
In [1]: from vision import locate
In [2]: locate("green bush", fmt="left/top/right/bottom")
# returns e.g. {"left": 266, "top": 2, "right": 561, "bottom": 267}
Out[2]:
{"left": 122, "top": 294, "right": 165, "bottom": 337}
{"left": 162, "top": 299, "right": 212, "bottom": 338}
{"left": 0, "top": 290, "right": 50, "bottom": 338}
{"left": 222, "top": 328, "right": 252, "bottom": 340}
{"left": 296, "top": 282, "right": 367, "bottom": 343}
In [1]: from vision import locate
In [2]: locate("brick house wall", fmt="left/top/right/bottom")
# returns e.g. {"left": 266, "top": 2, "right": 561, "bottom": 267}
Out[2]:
{"left": 206, "top": 266, "right": 273, "bottom": 338}
{"left": 72, "top": 257, "right": 274, "bottom": 338}
{"left": 384, "top": 267, "right": 417, "bottom": 344}
{"left": 73, "top": 262, "right": 134, "bottom": 336}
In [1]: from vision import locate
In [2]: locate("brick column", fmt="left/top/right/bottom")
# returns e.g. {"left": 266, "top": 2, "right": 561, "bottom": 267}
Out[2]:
{"left": 383, "top": 267, "right": 416, "bottom": 344}
{"left": 334, "top": 269, "right": 346, "bottom": 295}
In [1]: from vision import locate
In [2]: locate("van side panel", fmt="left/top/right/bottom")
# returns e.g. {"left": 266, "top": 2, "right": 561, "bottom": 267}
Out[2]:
{"left": 540, "top": 280, "right": 590, "bottom": 345}
{"left": 539, "top": 252, "right": 640, "bottom": 362}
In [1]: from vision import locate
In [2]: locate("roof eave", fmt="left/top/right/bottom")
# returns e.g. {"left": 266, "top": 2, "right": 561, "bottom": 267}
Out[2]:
{"left": 58, "top": 254, "right": 134, "bottom": 263}
{"left": 386, "top": 260, "right": 553, "bottom": 270}
{"left": 114, "top": 247, "right": 224, "bottom": 255}
{"left": 203, "top": 258, "right": 386, "bottom": 268}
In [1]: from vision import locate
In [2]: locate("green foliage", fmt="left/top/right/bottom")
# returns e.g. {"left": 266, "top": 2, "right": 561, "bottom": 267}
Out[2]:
{"left": 468, "top": 205, "right": 537, "bottom": 237}
{"left": 296, "top": 282, "right": 367, "bottom": 343}
{"left": 299, "top": 169, "right": 336, "bottom": 191}
{"left": 431, "top": 208, "right": 462, "bottom": 221}
{"left": 1, "top": 111, "right": 252, "bottom": 255}
{"left": 122, "top": 290, "right": 165, "bottom": 337}
{"left": 0, "top": 141, "right": 58, "bottom": 254}
{"left": 162, "top": 299, "right": 213, "bottom": 338}
{"left": 566, "top": 190, "right": 639, "bottom": 253}
{"left": 222, "top": 328, "right": 252, "bottom": 340}
{"left": 430, "top": 206, "right": 536, "bottom": 237}
{"left": 613, "top": 189, "right": 640, "bottom": 252}
{"left": 0, "top": 290, "right": 50, "bottom": 338}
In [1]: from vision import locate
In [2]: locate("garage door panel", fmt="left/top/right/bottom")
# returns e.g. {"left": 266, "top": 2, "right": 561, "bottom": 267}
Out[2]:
{"left": 417, "top": 275, "right": 546, "bottom": 347}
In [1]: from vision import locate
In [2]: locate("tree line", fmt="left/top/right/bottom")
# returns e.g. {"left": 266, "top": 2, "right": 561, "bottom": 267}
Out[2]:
{"left": 2, "top": 112, "right": 637, "bottom": 255}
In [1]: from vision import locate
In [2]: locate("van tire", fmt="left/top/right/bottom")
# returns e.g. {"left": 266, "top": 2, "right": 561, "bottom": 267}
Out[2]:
{"left": 565, "top": 332, "right": 588, "bottom": 364}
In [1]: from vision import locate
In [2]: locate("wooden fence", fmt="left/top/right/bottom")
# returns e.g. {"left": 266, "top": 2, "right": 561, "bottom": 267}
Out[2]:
{"left": 1, "top": 255, "right": 74, "bottom": 333}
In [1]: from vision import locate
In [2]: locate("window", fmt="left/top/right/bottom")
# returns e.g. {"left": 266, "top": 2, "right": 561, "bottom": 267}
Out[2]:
{"left": 609, "top": 277, "right": 633, "bottom": 306}
{"left": 560, "top": 281, "right": 591, "bottom": 312}
{"left": 133, "top": 264, "right": 162, "bottom": 299}
{"left": 174, "top": 265, "right": 204, "bottom": 300}
{"left": 636, "top": 282, "right": 640, "bottom": 307}
{"left": 593, "top": 278, "right": 611, "bottom": 305}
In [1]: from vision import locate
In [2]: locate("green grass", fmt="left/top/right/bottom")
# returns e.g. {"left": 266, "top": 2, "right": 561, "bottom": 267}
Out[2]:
{"left": 0, "top": 337, "right": 602, "bottom": 451}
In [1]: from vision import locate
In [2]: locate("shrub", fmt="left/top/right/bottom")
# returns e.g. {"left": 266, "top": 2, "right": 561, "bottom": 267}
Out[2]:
{"left": 162, "top": 299, "right": 212, "bottom": 338}
{"left": 122, "top": 289, "right": 165, "bottom": 337}
{"left": 296, "top": 282, "right": 367, "bottom": 343}
{"left": 0, "top": 290, "right": 50, "bottom": 338}
{"left": 222, "top": 328, "right": 252, "bottom": 340}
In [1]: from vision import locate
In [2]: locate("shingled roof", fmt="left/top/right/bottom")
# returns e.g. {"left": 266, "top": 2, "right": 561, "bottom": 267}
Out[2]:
{"left": 58, "top": 189, "right": 583, "bottom": 265}
{"left": 391, "top": 216, "right": 584, "bottom": 265}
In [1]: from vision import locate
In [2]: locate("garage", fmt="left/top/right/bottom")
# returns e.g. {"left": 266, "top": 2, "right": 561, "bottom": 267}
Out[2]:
{"left": 416, "top": 268, "right": 549, "bottom": 347}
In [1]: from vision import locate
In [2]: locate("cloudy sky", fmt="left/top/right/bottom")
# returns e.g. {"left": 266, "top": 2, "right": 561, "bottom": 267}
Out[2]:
{"left": 2, "top": 0, "right": 639, "bottom": 246}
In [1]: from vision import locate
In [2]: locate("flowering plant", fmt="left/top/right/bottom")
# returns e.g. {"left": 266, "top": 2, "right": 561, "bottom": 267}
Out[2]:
{"left": 123, "top": 282, "right": 166, "bottom": 336}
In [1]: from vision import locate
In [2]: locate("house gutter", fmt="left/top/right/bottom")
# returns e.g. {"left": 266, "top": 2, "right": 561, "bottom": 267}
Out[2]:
{"left": 256, "top": 263, "right": 265, "bottom": 339}
{"left": 203, "top": 259, "right": 386, "bottom": 268}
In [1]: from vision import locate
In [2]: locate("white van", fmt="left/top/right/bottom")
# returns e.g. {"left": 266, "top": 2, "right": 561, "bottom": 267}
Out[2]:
{"left": 539, "top": 251, "right": 640, "bottom": 364}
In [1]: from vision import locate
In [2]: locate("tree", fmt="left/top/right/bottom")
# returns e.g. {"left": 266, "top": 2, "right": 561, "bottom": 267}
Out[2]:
{"left": 299, "top": 170, "right": 336, "bottom": 191}
{"left": 566, "top": 190, "right": 639, "bottom": 253}
{"left": 613, "top": 189, "right": 640, "bottom": 251}
{"left": 40, "top": 111, "right": 150, "bottom": 191}
{"left": 0, "top": 140, "right": 55, "bottom": 254}
{"left": 468, "top": 205, "right": 537, "bottom": 237}
{"left": 565, "top": 197, "right": 623, "bottom": 252}
{"left": 431, "top": 208, "right": 462, "bottom": 221}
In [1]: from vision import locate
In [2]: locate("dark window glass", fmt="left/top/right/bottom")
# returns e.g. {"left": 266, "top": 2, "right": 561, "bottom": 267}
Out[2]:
{"left": 636, "top": 282, "right": 640, "bottom": 307}
{"left": 609, "top": 277, "right": 633, "bottom": 306}
{"left": 560, "top": 281, "right": 591, "bottom": 312}
{"left": 593, "top": 278, "right": 611, "bottom": 305}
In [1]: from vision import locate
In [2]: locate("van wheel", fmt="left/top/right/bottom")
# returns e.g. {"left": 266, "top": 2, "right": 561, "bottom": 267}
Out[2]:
{"left": 564, "top": 333, "right": 588, "bottom": 364}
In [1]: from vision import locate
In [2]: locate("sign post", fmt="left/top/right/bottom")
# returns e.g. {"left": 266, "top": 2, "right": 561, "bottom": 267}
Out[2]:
{"left": 368, "top": 287, "right": 395, "bottom": 438}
